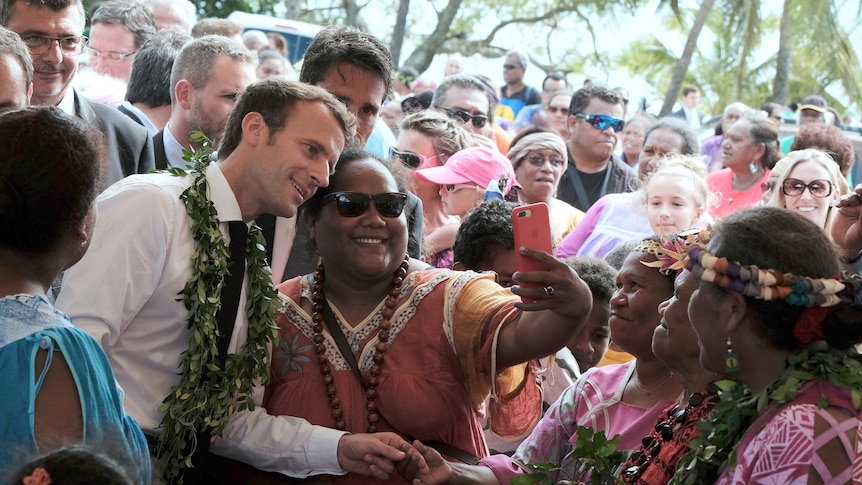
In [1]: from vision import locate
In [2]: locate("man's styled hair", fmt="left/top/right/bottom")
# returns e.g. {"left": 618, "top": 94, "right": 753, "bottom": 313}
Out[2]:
{"left": 542, "top": 72, "right": 567, "bottom": 90}
{"left": 299, "top": 25, "right": 393, "bottom": 100}
{"left": 567, "top": 83, "right": 621, "bottom": 116}
{"left": 125, "top": 29, "right": 190, "bottom": 108}
{"left": 0, "top": 25, "right": 32, "bottom": 88}
{"left": 190, "top": 17, "right": 242, "bottom": 39}
{"left": 218, "top": 79, "right": 356, "bottom": 158}
{"left": 91, "top": 0, "right": 155, "bottom": 49}
{"left": 169, "top": 35, "right": 254, "bottom": 104}
{"left": 0, "top": 0, "right": 85, "bottom": 27}
{"left": 682, "top": 85, "right": 699, "bottom": 97}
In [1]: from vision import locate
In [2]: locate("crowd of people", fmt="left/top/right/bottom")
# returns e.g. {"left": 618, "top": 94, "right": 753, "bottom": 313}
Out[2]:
{"left": 1, "top": 0, "right": 862, "bottom": 483}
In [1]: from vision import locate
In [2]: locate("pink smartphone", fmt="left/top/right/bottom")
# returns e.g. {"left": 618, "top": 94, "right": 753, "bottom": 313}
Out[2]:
{"left": 512, "top": 203, "right": 553, "bottom": 302}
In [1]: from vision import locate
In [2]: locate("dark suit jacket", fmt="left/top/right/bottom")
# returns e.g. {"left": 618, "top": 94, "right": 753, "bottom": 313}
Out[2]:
{"left": 153, "top": 130, "right": 169, "bottom": 170}
{"left": 75, "top": 90, "right": 154, "bottom": 187}
{"left": 556, "top": 154, "right": 640, "bottom": 212}
{"left": 670, "top": 107, "right": 705, "bottom": 126}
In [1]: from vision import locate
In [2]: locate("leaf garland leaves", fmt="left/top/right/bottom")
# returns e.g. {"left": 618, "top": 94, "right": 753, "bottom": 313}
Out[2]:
{"left": 154, "top": 132, "right": 282, "bottom": 483}
{"left": 513, "top": 426, "right": 626, "bottom": 485}
{"left": 671, "top": 348, "right": 862, "bottom": 485}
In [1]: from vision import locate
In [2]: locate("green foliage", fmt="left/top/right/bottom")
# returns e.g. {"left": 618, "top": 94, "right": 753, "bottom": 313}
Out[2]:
{"left": 513, "top": 426, "right": 626, "bottom": 485}
{"left": 155, "top": 131, "right": 282, "bottom": 483}
{"left": 671, "top": 349, "right": 862, "bottom": 484}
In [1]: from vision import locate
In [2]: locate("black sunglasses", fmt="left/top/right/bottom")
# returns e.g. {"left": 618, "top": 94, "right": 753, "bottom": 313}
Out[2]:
{"left": 435, "top": 105, "right": 488, "bottom": 129}
{"left": 321, "top": 191, "right": 409, "bottom": 218}
{"left": 389, "top": 147, "right": 438, "bottom": 169}
{"left": 575, "top": 113, "right": 625, "bottom": 132}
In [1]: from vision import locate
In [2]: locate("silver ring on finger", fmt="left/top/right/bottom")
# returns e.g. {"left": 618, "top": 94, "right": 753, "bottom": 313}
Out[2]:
{"left": 543, "top": 285, "right": 555, "bottom": 298}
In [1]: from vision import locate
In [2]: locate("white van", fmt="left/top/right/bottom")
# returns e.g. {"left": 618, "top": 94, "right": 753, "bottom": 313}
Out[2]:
{"left": 227, "top": 11, "right": 322, "bottom": 65}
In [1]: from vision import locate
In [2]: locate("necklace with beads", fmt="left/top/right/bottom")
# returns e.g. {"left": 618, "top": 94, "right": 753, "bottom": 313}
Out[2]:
{"left": 310, "top": 255, "right": 410, "bottom": 432}
{"left": 623, "top": 382, "right": 721, "bottom": 484}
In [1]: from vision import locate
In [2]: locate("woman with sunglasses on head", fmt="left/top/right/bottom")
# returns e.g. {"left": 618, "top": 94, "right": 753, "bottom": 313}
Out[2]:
{"left": 507, "top": 128, "right": 585, "bottom": 242}
{"left": 393, "top": 111, "right": 474, "bottom": 268}
{"left": 669, "top": 207, "right": 862, "bottom": 484}
{"left": 265, "top": 148, "right": 593, "bottom": 483}
{"left": 705, "top": 110, "right": 780, "bottom": 218}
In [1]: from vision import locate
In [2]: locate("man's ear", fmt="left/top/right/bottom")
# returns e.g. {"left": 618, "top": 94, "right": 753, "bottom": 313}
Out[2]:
{"left": 175, "top": 79, "right": 193, "bottom": 110}
{"left": 241, "top": 112, "right": 265, "bottom": 147}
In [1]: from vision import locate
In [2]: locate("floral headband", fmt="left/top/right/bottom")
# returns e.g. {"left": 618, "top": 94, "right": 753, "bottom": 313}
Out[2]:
{"left": 685, "top": 243, "right": 862, "bottom": 343}
{"left": 634, "top": 229, "right": 710, "bottom": 276}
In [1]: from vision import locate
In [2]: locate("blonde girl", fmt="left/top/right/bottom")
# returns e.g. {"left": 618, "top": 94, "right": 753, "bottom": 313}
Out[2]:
{"left": 635, "top": 155, "right": 712, "bottom": 235}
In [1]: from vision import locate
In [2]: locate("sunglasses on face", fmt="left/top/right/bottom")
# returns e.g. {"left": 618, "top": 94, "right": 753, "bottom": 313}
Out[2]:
{"left": 781, "top": 178, "right": 833, "bottom": 198}
{"left": 389, "top": 147, "right": 438, "bottom": 170}
{"left": 575, "top": 113, "right": 625, "bottom": 133}
{"left": 444, "top": 183, "right": 475, "bottom": 193}
{"left": 760, "top": 181, "right": 776, "bottom": 194}
{"left": 527, "top": 155, "right": 566, "bottom": 168}
{"left": 503, "top": 64, "right": 521, "bottom": 70}
{"left": 546, "top": 106, "right": 568, "bottom": 114}
{"left": 321, "top": 191, "right": 409, "bottom": 218}
{"left": 435, "top": 105, "right": 488, "bottom": 129}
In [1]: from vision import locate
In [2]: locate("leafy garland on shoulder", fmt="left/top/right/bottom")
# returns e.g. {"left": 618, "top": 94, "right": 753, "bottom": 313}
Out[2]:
{"left": 670, "top": 347, "right": 862, "bottom": 485}
{"left": 155, "top": 132, "right": 282, "bottom": 482}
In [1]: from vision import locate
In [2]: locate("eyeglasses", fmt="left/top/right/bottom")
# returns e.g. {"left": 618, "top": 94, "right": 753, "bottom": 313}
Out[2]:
{"left": 503, "top": 64, "right": 521, "bottom": 70}
{"left": 435, "top": 105, "right": 488, "bottom": 129}
{"left": 401, "top": 94, "right": 425, "bottom": 114}
{"left": 546, "top": 106, "right": 568, "bottom": 114}
{"left": 321, "top": 191, "right": 409, "bottom": 218}
{"left": 20, "top": 35, "right": 87, "bottom": 56}
{"left": 527, "top": 155, "right": 566, "bottom": 168}
{"left": 86, "top": 43, "right": 137, "bottom": 61}
{"left": 781, "top": 178, "right": 833, "bottom": 198}
{"left": 621, "top": 98, "right": 630, "bottom": 105}
{"left": 575, "top": 113, "right": 625, "bottom": 132}
{"left": 389, "top": 147, "right": 438, "bottom": 169}
{"left": 760, "top": 181, "right": 776, "bottom": 193}
{"left": 444, "top": 183, "right": 475, "bottom": 193}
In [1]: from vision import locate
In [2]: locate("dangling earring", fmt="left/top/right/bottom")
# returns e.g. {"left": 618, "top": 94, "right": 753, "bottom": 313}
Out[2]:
{"left": 724, "top": 337, "right": 740, "bottom": 373}
{"left": 749, "top": 161, "right": 757, "bottom": 174}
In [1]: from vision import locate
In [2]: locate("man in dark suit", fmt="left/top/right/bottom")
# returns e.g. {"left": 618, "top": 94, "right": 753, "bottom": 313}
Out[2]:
{"left": 117, "top": 25, "right": 191, "bottom": 135}
{"left": 671, "top": 85, "right": 706, "bottom": 129}
{"left": 1, "top": 0, "right": 154, "bottom": 188}
{"left": 151, "top": 35, "right": 256, "bottom": 170}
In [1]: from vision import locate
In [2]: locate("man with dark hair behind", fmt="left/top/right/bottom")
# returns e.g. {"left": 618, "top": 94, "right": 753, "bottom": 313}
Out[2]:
{"left": 118, "top": 28, "right": 190, "bottom": 134}
{"left": 0, "top": 24, "right": 32, "bottom": 111}
{"left": 87, "top": 0, "right": 156, "bottom": 83}
{"left": 556, "top": 83, "right": 638, "bottom": 211}
{"left": 190, "top": 17, "right": 242, "bottom": 43}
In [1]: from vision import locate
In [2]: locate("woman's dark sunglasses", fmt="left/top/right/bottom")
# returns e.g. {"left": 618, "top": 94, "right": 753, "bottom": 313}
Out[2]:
{"left": 781, "top": 178, "right": 833, "bottom": 198}
{"left": 321, "top": 191, "right": 409, "bottom": 218}
{"left": 434, "top": 105, "right": 488, "bottom": 129}
{"left": 575, "top": 113, "right": 625, "bottom": 132}
{"left": 389, "top": 147, "right": 438, "bottom": 169}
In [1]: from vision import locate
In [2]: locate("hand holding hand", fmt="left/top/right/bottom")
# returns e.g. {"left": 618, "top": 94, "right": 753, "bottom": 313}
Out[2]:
{"left": 336, "top": 432, "right": 427, "bottom": 480}
{"left": 396, "top": 440, "right": 452, "bottom": 485}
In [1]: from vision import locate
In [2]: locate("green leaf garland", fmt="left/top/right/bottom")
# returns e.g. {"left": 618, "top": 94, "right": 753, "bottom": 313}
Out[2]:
{"left": 513, "top": 426, "right": 626, "bottom": 485}
{"left": 671, "top": 348, "right": 862, "bottom": 484}
{"left": 154, "top": 133, "right": 282, "bottom": 482}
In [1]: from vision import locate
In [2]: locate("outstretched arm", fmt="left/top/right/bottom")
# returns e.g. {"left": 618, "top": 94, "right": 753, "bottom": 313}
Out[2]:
{"left": 832, "top": 187, "right": 862, "bottom": 268}
{"left": 496, "top": 247, "right": 592, "bottom": 368}
{"left": 399, "top": 441, "right": 500, "bottom": 485}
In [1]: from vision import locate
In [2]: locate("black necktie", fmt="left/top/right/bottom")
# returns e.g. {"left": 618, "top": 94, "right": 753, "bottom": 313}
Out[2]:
{"left": 215, "top": 221, "right": 248, "bottom": 366}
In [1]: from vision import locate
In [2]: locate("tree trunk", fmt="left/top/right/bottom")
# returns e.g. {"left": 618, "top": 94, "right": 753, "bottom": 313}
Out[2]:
{"left": 343, "top": 0, "right": 360, "bottom": 27}
{"left": 401, "top": 0, "right": 463, "bottom": 74}
{"left": 771, "top": 0, "right": 794, "bottom": 104}
{"left": 659, "top": 0, "right": 716, "bottom": 117}
{"left": 390, "top": 0, "right": 410, "bottom": 66}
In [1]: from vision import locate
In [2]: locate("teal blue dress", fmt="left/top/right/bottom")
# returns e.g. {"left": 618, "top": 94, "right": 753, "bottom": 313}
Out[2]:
{"left": 0, "top": 294, "right": 151, "bottom": 483}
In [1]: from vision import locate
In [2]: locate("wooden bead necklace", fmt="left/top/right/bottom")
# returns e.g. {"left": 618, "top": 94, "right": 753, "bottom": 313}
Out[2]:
{"left": 310, "top": 256, "right": 410, "bottom": 432}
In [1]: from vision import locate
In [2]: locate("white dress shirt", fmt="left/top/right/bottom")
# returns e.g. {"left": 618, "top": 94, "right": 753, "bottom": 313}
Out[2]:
{"left": 57, "top": 162, "right": 345, "bottom": 478}
{"left": 164, "top": 122, "right": 193, "bottom": 169}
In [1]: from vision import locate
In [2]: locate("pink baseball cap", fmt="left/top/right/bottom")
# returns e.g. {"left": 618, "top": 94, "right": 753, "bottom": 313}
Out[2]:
{"left": 415, "top": 146, "right": 516, "bottom": 194}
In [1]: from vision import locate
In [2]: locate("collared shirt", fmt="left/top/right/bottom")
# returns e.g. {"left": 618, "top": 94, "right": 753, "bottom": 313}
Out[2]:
{"left": 163, "top": 122, "right": 191, "bottom": 169}
{"left": 683, "top": 106, "right": 701, "bottom": 129}
{"left": 119, "top": 101, "right": 158, "bottom": 136}
{"left": 56, "top": 162, "right": 345, "bottom": 478}
{"left": 57, "top": 89, "right": 75, "bottom": 115}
